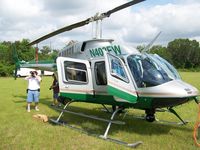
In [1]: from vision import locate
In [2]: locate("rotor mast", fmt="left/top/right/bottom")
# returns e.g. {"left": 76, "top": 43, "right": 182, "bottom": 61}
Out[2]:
{"left": 91, "top": 13, "right": 103, "bottom": 39}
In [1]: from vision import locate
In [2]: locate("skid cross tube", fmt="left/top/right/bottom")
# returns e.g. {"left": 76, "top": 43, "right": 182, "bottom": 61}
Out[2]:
{"left": 168, "top": 107, "right": 188, "bottom": 125}
{"left": 100, "top": 107, "right": 123, "bottom": 139}
{"left": 130, "top": 108, "right": 189, "bottom": 125}
{"left": 101, "top": 104, "right": 112, "bottom": 113}
{"left": 99, "top": 108, "right": 143, "bottom": 148}
{"left": 50, "top": 102, "right": 142, "bottom": 148}
{"left": 55, "top": 100, "right": 74, "bottom": 122}
{"left": 54, "top": 107, "right": 125, "bottom": 125}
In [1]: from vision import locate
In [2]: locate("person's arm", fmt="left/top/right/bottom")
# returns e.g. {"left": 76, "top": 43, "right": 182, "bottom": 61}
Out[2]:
{"left": 52, "top": 81, "right": 59, "bottom": 88}
{"left": 25, "top": 75, "right": 31, "bottom": 80}
{"left": 35, "top": 76, "right": 42, "bottom": 82}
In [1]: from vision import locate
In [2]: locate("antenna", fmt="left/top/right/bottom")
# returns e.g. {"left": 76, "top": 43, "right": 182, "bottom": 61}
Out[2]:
{"left": 142, "top": 31, "right": 162, "bottom": 53}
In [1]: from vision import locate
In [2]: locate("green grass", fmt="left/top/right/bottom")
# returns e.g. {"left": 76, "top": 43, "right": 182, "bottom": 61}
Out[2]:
{"left": 0, "top": 72, "right": 200, "bottom": 150}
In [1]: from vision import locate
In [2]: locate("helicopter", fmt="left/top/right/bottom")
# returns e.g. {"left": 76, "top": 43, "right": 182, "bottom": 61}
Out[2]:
{"left": 13, "top": 0, "right": 199, "bottom": 148}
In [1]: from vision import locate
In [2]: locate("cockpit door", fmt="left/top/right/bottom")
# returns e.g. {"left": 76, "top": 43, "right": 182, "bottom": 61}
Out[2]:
{"left": 104, "top": 53, "right": 137, "bottom": 103}
{"left": 57, "top": 57, "right": 94, "bottom": 100}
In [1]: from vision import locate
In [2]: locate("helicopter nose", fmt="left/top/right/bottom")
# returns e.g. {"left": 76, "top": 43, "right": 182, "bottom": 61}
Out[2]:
{"left": 159, "top": 80, "right": 199, "bottom": 97}
{"left": 175, "top": 80, "right": 199, "bottom": 97}
{"left": 137, "top": 80, "right": 199, "bottom": 108}
{"left": 138, "top": 80, "right": 199, "bottom": 98}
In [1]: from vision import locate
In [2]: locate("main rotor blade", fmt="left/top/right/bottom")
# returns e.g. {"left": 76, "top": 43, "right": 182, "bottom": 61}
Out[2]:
{"left": 29, "top": 0, "right": 145, "bottom": 45}
{"left": 103, "top": 0, "right": 145, "bottom": 17}
{"left": 28, "top": 18, "right": 90, "bottom": 46}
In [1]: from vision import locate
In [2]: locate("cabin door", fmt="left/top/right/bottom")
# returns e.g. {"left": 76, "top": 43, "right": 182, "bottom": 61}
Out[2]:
{"left": 104, "top": 53, "right": 138, "bottom": 103}
{"left": 56, "top": 57, "right": 94, "bottom": 100}
{"left": 91, "top": 60, "right": 107, "bottom": 95}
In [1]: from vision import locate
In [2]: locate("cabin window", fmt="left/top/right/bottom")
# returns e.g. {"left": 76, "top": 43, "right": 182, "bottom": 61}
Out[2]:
{"left": 108, "top": 54, "right": 129, "bottom": 82}
{"left": 64, "top": 61, "right": 87, "bottom": 83}
{"left": 94, "top": 61, "right": 107, "bottom": 85}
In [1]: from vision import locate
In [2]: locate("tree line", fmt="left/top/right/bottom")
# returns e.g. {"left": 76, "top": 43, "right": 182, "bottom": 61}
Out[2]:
{"left": 149, "top": 39, "right": 200, "bottom": 69}
{"left": 0, "top": 38, "right": 200, "bottom": 77}
{"left": 137, "top": 38, "right": 200, "bottom": 70}
{"left": 0, "top": 39, "right": 58, "bottom": 76}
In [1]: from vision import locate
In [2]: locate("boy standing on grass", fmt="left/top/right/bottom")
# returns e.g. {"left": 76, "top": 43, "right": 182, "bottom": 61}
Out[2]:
{"left": 25, "top": 71, "right": 41, "bottom": 112}
{"left": 49, "top": 73, "right": 61, "bottom": 107}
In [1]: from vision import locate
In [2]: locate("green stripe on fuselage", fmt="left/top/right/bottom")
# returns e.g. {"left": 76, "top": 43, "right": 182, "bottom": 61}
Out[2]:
{"left": 60, "top": 92, "right": 117, "bottom": 105}
{"left": 107, "top": 85, "right": 137, "bottom": 103}
{"left": 60, "top": 90, "right": 154, "bottom": 109}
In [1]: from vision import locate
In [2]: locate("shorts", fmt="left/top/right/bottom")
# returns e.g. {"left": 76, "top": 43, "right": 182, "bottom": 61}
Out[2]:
{"left": 53, "top": 93, "right": 59, "bottom": 99}
{"left": 27, "top": 90, "right": 40, "bottom": 103}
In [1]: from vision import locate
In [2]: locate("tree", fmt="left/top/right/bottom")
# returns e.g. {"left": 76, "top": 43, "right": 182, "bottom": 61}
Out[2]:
{"left": 150, "top": 45, "right": 173, "bottom": 64}
{"left": 50, "top": 49, "right": 59, "bottom": 60}
{"left": 38, "top": 46, "right": 56, "bottom": 60}
{"left": 40, "top": 46, "right": 51, "bottom": 55}
{"left": 167, "top": 39, "right": 200, "bottom": 68}
{"left": 0, "top": 39, "right": 35, "bottom": 76}
{"left": 136, "top": 45, "right": 146, "bottom": 52}
{"left": 14, "top": 39, "right": 35, "bottom": 62}
{"left": 0, "top": 43, "right": 10, "bottom": 64}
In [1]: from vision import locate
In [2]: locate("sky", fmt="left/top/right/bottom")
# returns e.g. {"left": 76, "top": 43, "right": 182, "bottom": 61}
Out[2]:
{"left": 0, "top": 0, "right": 200, "bottom": 49}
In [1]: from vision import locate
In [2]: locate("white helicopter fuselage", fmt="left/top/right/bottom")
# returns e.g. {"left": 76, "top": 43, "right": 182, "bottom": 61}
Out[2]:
{"left": 56, "top": 39, "right": 199, "bottom": 109}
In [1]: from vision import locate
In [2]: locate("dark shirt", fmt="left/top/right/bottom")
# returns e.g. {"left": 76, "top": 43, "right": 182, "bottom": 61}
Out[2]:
{"left": 52, "top": 79, "right": 59, "bottom": 93}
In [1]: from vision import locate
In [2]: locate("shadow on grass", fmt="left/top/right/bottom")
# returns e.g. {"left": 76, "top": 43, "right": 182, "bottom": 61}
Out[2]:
{"left": 48, "top": 103, "right": 191, "bottom": 137}
{"left": 12, "top": 94, "right": 26, "bottom": 103}
{"left": 12, "top": 94, "right": 191, "bottom": 137}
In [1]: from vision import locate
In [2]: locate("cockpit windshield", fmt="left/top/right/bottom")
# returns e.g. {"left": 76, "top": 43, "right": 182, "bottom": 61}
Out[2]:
{"left": 127, "top": 54, "right": 180, "bottom": 88}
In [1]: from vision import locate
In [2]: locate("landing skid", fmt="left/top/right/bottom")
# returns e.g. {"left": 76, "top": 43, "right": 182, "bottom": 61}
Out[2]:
{"left": 155, "top": 118, "right": 189, "bottom": 125}
{"left": 132, "top": 107, "right": 189, "bottom": 125}
{"left": 100, "top": 105, "right": 127, "bottom": 115}
{"left": 50, "top": 101, "right": 142, "bottom": 148}
{"left": 156, "top": 107, "right": 189, "bottom": 125}
{"left": 132, "top": 115, "right": 189, "bottom": 125}
{"left": 100, "top": 105, "right": 189, "bottom": 125}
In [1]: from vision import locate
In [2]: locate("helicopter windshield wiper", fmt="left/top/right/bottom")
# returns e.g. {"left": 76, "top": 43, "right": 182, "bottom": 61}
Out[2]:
{"left": 28, "top": 0, "right": 145, "bottom": 46}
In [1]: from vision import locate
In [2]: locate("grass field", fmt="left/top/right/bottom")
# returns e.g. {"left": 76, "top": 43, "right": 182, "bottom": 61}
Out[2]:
{"left": 0, "top": 72, "right": 200, "bottom": 150}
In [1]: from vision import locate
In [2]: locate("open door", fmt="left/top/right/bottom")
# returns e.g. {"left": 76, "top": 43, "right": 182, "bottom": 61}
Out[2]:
{"left": 57, "top": 57, "right": 93, "bottom": 101}
{"left": 105, "top": 53, "right": 137, "bottom": 103}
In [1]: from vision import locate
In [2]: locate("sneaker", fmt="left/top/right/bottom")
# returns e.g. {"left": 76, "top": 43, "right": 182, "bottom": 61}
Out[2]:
{"left": 35, "top": 107, "right": 39, "bottom": 111}
{"left": 58, "top": 103, "right": 62, "bottom": 107}
{"left": 51, "top": 104, "right": 55, "bottom": 106}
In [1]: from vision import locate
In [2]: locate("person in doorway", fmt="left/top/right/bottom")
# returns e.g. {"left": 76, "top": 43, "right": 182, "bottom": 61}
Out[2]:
{"left": 49, "top": 73, "right": 61, "bottom": 107}
{"left": 25, "top": 71, "right": 42, "bottom": 112}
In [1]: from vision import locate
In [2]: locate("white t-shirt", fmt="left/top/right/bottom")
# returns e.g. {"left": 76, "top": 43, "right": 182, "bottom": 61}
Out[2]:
{"left": 25, "top": 76, "right": 42, "bottom": 90}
